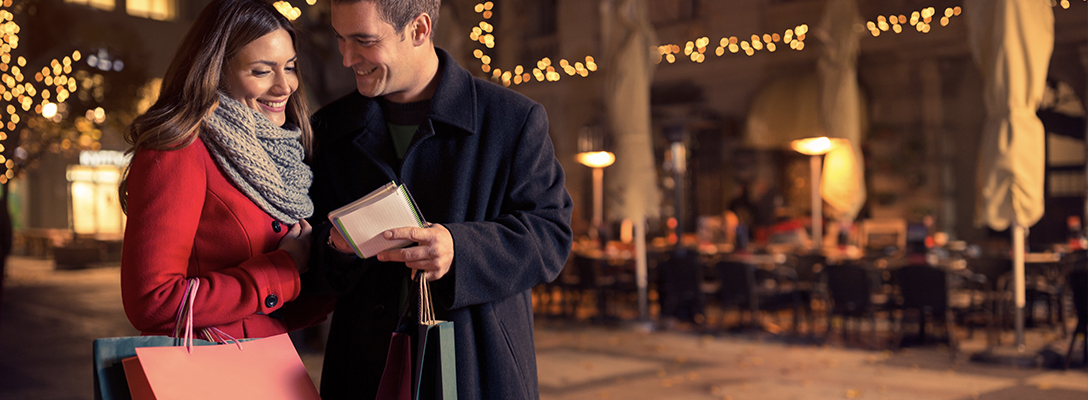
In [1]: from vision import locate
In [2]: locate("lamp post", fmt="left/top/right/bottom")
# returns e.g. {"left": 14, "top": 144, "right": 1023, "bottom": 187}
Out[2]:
{"left": 577, "top": 151, "right": 615, "bottom": 241}
{"left": 791, "top": 137, "right": 835, "bottom": 251}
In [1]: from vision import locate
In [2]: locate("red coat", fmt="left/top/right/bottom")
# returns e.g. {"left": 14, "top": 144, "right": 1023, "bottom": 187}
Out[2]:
{"left": 121, "top": 139, "right": 328, "bottom": 339}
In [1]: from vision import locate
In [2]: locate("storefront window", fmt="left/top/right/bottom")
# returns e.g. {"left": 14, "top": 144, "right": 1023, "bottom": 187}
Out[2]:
{"left": 127, "top": 0, "right": 176, "bottom": 21}
{"left": 64, "top": 0, "right": 114, "bottom": 12}
{"left": 67, "top": 151, "right": 128, "bottom": 237}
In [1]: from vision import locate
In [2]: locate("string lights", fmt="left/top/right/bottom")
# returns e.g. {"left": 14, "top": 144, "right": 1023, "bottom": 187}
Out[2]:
{"left": 273, "top": 1, "right": 301, "bottom": 21}
{"left": 1052, "top": 0, "right": 1086, "bottom": 9}
{"left": 656, "top": 24, "right": 810, "bottom": 65}
{"left": 865, "top": 6, "right": 961, "bottom": 37}
{"left": 1, "top": 1, "right": 95, "bottom": 185}
{"left": 469, "top": 1, "right": 598, "bottom": 87}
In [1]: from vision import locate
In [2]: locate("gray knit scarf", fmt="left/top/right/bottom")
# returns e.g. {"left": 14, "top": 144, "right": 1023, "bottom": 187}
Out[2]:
{"left": 201, "top": 93, "right": 313, "bottom": 223}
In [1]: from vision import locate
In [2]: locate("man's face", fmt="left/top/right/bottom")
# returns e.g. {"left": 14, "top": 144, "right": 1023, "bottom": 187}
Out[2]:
{"left": 332, "top": 1, "right": 421, "bottom": 102}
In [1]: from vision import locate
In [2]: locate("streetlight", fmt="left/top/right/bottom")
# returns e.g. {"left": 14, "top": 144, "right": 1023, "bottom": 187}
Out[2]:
{"left": 577, "top": 150, "right": 615, "bottom": 241}
{"left": 790, "top": 137, "right": 839, "bottom": 251}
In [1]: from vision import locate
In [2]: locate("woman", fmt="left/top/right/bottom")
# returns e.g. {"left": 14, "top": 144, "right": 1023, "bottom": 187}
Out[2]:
{"left": 120, "top": 0, "right": 328, "bottom": 339}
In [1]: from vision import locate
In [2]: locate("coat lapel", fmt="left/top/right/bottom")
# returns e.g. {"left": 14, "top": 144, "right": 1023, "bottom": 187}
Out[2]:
{"left": 343, "top": 95, "right": 399, "bottom": 180}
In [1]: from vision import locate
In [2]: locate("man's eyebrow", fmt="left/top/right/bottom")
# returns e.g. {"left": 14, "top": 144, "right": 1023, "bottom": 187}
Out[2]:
{"left": 337, "top": 31, "right": 381, "bottom": 40}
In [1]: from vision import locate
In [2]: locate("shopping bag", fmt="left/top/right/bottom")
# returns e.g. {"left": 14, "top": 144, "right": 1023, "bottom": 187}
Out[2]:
{"left": 93, "top": 279, "right": 220, "bottom": 400}
{"left": 374, "top": 330, "right": 413, "bottom": 400}
{"left": 375, "top": 271, "right": 457, "bottom": 400}
{"left": 117, "top": 279, "right": 321, "bottom": 400}
{"left": 93, "top": 336, "right": 217, "bottom": 400}
{"left": 414, "top": 320, "right": 456, "bottom": 400}
{"left": 123, "top": 333, "right": 318, "bottom": 400}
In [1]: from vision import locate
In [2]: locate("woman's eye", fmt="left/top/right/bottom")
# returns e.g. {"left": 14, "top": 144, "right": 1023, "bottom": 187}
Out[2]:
{"left": 252, "top": 70, "right": 272, "bottom": 77}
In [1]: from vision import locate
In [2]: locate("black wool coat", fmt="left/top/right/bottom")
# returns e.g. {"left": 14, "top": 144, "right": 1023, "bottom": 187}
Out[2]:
{"left": 307, "top": 48, "right": 573, "bottom": 400}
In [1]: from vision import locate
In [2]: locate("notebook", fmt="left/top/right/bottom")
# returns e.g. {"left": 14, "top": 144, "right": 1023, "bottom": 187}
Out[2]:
{"left": 328, "top": 182, "right": 426, "bottom": 258}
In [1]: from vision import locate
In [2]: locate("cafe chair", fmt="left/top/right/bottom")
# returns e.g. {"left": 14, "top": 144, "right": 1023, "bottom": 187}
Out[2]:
{"left": 966, "top": 256, "right": 1014, "bottom": 343}
{"left": 822, "top": 261, "right": 890, "bottom": 350}
{"left": 1023, "top": 255, "right": 1069, "bottom": 335}
{"left": 535, "top": 255, "right": 581, "bottom": 318}
{"left": 714, "top": 260, "right": 805, "bottom": 335}
{"left": 891, "top": 263, "right": 972, "bottom": 360}
{"left": 784, "top": 253, "right": 827, "bottom": 333}
{"left": 573, "top": 253, "right": 640, "bottom": 321}
{"left": 657, "top": 250, "right": 706, "bottom": 325}
{"left": 1064, "top": 255, "right": 1087, "bottom": 370}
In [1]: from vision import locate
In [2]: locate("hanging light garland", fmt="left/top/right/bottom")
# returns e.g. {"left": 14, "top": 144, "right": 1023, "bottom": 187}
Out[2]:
{"left": 656, "top": 24, "right": 810, "bottom": 65}
{"left": 865, "top": 6, "right": 961, "bottom": 37}
{"left": 1, "top": 0, "right": 86, "bottom": 184}
{"left": 655, "top": 0, "right": 1082, "bottom": 64}
{"left": 273, "top": 1, "right": 301, "bottom": 21}
{"left": 1052, "top": 0, "right": 1085, "bottom": 9}
{"left": 469, "top": 1, "right": 598, "bottom": 87}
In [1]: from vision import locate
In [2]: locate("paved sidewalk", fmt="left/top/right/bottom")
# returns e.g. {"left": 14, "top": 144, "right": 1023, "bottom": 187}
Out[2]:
{"left": 532, "top": 320, "right": 1087, "bottom": 400}
{"left": 1, "top": 256, "right": 1085, "bottom": 400}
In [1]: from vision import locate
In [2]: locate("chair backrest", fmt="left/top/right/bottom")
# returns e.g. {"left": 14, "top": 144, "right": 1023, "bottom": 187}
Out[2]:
{"left": 894, "top": 264, "right": 948, "bottom": 312}
{"left": 658, "top": 251, "right": 706, "bottom": 321}
{"left": 572, "top": 254, "right": 600, "bottom": 287}
{"left": 1068, "top": 266, "right": 1087, "bottom": 321}
{"left": 967, "top": 256, "right": 1012, "bottom": 290}
{"left": 791, "top": 253, "right": 826, "bottom": 283}
{"left": 659, "top": 251, "right": 703, "bottom": 295}
{"left": 715, "top": 261, "right": 754, "bottom": 305}
{"left": 824, "top": 262, "right": 873, "bottom": 312}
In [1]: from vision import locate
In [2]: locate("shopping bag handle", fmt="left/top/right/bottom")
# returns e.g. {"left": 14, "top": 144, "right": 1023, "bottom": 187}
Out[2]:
{"left": 170, "top": 278, "right": 244, "bottom": 353}
{"left": 416, "top": 270, "right": 437, "bottom": 325}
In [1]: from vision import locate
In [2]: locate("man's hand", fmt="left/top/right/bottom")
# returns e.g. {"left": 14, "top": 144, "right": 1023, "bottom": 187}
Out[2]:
{"left": 377, "top": 223, "right": 454, "bottom": 281}
{"left": 328, "top": 228, "right": 353, "bottom": 254}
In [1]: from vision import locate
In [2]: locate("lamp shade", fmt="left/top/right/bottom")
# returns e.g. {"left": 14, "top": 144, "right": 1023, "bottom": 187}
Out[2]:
{"left": 791, "top": 137, "right": 834, "bottom": 156}
{"left": 577, "top": 151, "right": 616, "bottom": 168}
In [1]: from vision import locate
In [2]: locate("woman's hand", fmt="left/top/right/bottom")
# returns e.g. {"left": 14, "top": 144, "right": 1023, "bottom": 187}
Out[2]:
{"left": 278, "top": 219, "right": 312, "bottom": 274}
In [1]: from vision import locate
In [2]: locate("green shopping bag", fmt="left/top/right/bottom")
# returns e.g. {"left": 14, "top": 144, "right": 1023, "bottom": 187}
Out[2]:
{"left": 93, "top": 279, "right": 217, "bottom": 400}
{"left": 377, "top": 271, "right": 457, "bottom": 400}
{"left": 414, "top": 320, "right": 456, "bottom": 400}
{"left": 93, "top": 335, "right": 218, "bottom": 400}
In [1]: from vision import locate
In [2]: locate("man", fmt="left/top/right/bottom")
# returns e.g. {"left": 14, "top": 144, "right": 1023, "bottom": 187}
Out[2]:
{"left": 307, "top": 1, "right": 573, "bottom": 399}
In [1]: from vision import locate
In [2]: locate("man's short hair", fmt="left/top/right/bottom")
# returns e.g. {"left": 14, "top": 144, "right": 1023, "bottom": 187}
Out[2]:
{"left": 331, "top": 0, "right": 440, "bottom": 35}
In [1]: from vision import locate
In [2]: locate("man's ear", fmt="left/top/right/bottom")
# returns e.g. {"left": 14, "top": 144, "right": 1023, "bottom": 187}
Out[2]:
{"left": 408, "top": 12, "right": 433, "bottom": 46}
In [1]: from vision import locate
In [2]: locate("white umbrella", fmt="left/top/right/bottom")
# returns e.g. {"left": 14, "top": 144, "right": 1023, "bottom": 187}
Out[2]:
{"left": 602, "top": 0, "right": 660, "bottom": 322}
{"left": 966, "top": 0, "right": 1053, "bottom": 350}
{"left": 816, "top": 0, "right": 867, "bottom": 224}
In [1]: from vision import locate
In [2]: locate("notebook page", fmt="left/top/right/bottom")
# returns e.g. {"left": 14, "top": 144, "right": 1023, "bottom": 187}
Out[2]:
{"left": 332, "top": 187, "right": 423, "bottom": 258}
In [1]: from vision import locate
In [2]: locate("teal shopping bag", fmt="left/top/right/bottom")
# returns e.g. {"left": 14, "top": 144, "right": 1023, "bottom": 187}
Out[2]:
{"left": 412, "top": 272, "right": 456, "bottom": 400}
{"left": 377, "top": 272, "right": 457, "bottom": 400}
{"left": 414, "top": 320, "right": 457, "bottom": 400}
{"left": 92, "top": 335, "right": 217, "bottom": 400}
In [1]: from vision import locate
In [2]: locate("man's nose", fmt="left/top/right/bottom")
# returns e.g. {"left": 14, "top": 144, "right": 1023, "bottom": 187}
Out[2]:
{"left": 340, "top": 45, "right": 355, "bottom": 68}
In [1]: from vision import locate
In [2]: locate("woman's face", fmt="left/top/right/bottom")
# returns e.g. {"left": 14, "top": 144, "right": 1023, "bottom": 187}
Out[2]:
{"left": 222, "top": 28, "right": 298, "bottom": 126}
